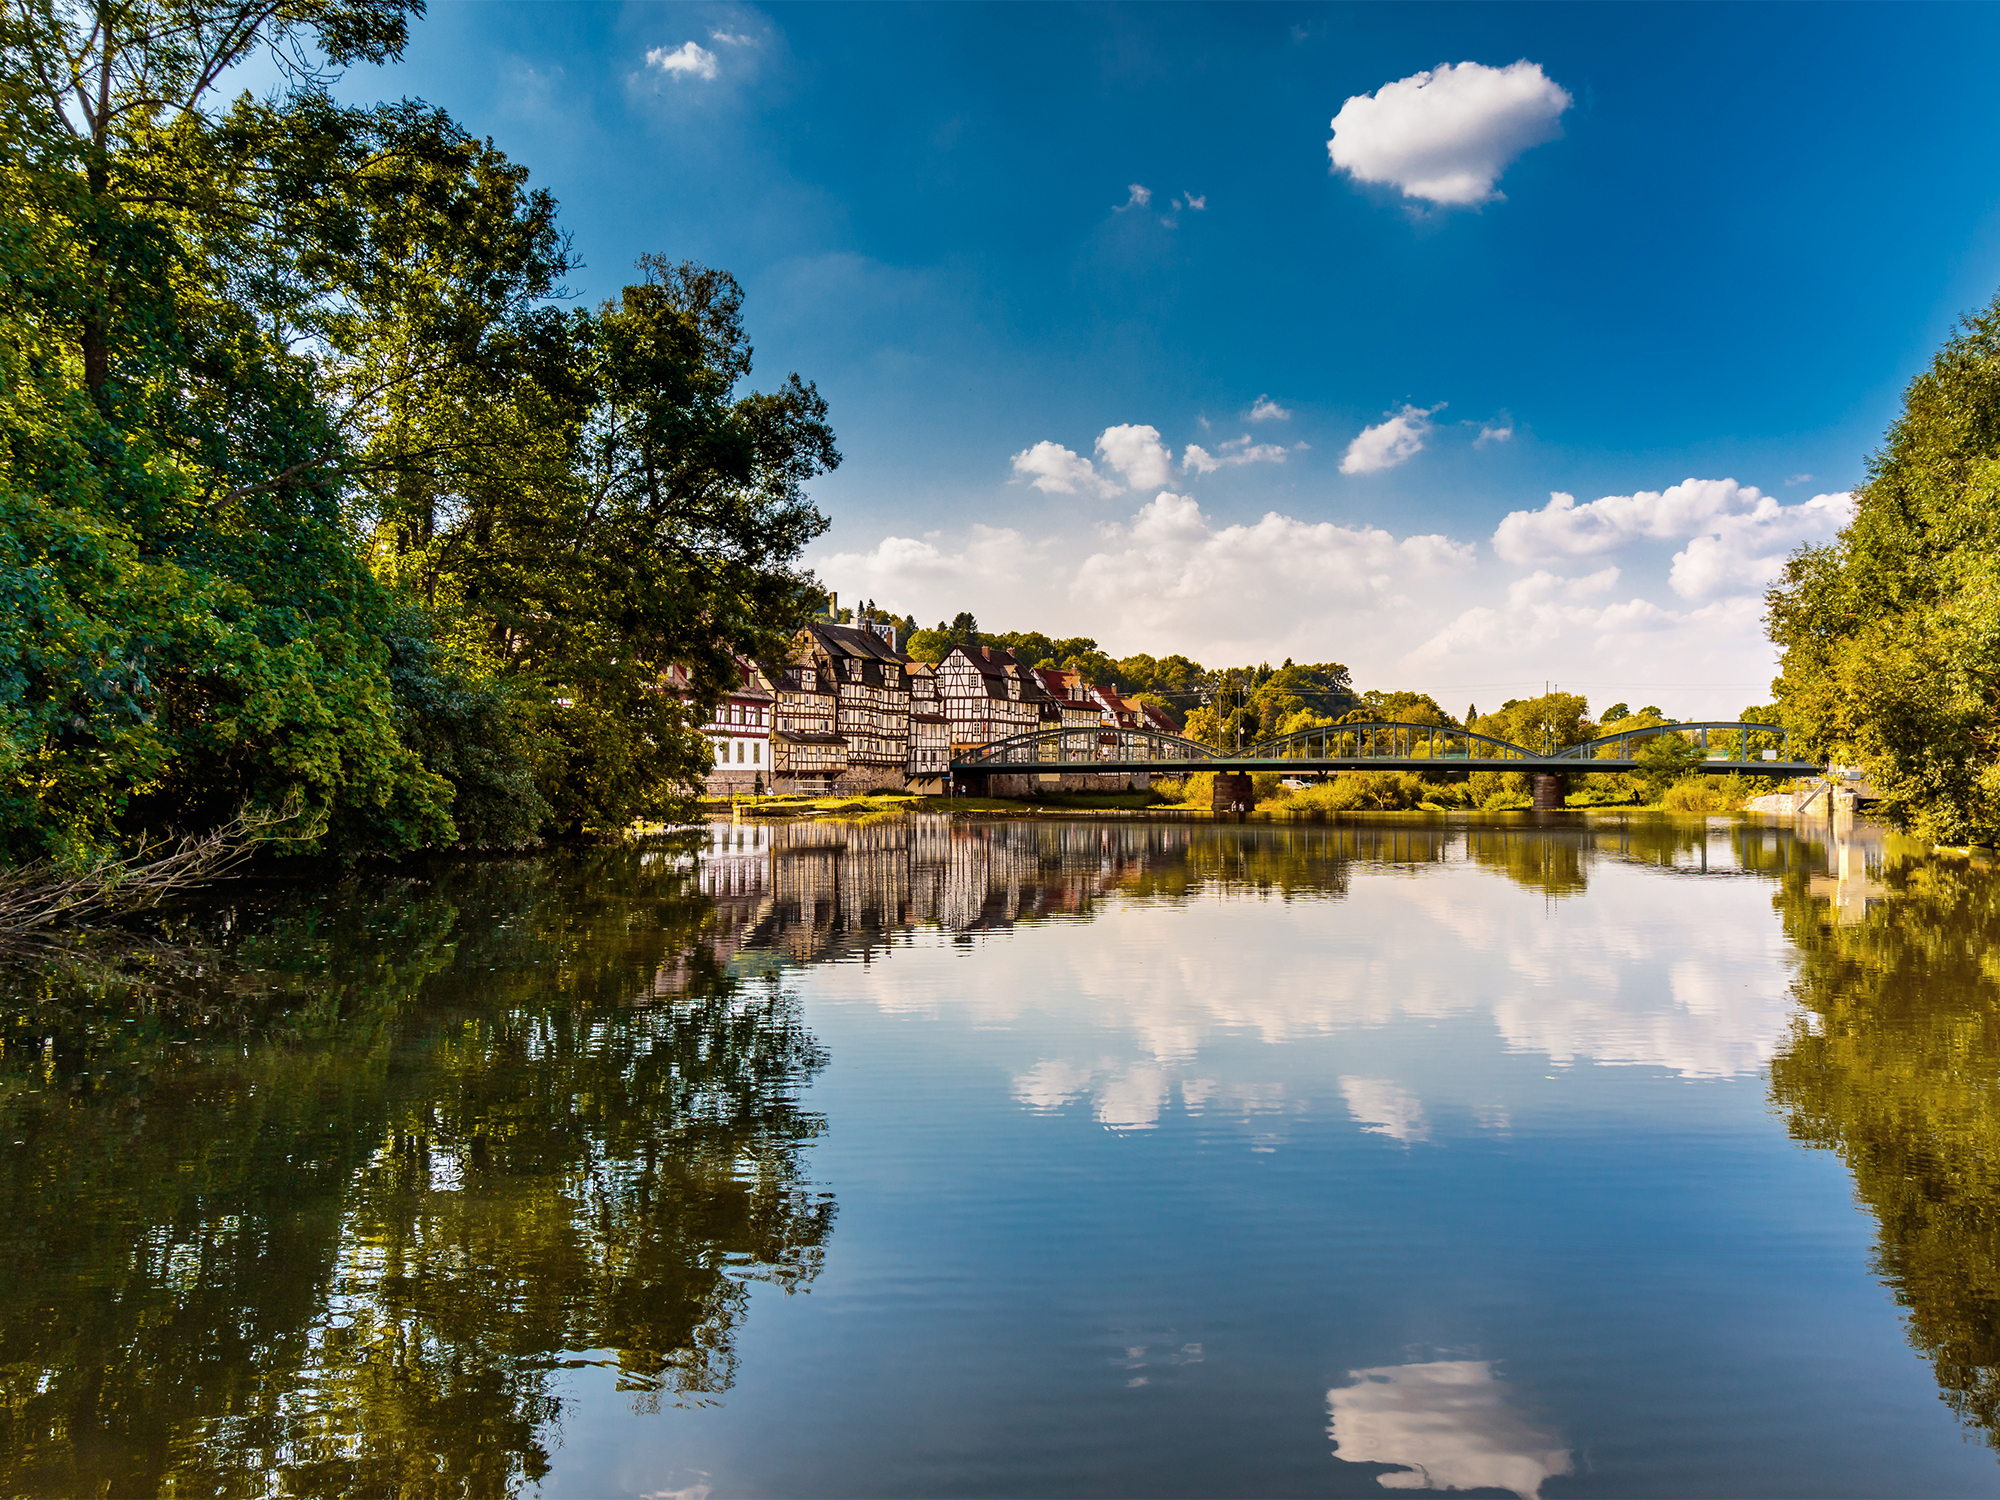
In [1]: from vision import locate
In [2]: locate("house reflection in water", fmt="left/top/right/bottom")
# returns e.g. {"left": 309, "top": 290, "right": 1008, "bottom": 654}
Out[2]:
{"left": 692, "top": 816, "right": 1202, "bottom": 969}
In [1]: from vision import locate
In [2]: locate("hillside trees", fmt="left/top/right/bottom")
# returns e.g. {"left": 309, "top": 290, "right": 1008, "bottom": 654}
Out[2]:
{"left": 1769, "top": 290, "right": 2000, "bottom": 843}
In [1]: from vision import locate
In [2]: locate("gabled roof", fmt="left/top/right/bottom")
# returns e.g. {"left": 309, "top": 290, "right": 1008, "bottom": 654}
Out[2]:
{"left": 944, "top": 643, "right": 1022, "bottom": 677}
{"left": 1030, "top": 667, "right": 1096, "bottom": 706}
{"left": 807, "top": 621, "right": 907, "bottom": 664}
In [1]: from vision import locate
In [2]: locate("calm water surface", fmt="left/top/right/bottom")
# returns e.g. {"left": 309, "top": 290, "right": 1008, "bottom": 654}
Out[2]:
{"left": 5, "top": 813, "right": 2000, "bottom": 1498}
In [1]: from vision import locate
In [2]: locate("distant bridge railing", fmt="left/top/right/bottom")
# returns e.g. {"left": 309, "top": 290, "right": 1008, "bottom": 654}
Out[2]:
{"left": 949, "top": 720, "right": 1810, "bottom": 774}
{"left": 1232, "top": 721, "right": 1542, "bottom": 763}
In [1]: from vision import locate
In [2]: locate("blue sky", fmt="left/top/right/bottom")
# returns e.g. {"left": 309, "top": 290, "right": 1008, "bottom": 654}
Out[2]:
{"left": 337, "top": 2, "right": 2000, "bottom": 714}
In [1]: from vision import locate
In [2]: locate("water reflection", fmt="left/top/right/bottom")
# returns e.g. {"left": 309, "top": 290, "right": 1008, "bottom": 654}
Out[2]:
{"left": 7, "top": 812, "right": 2000, "bottom": 1492}
{"left": 0, "top": 851, "right": 831, "bottom": 1497}
{"left": 692, "top": 817, "right": 1814, "bottom": 1150}
{"left": 1328, "top": 1360, "right": 1573, "bottom": 1500}
{"left": 1769, "top": 818, "right": 2000, "bottom": 1450}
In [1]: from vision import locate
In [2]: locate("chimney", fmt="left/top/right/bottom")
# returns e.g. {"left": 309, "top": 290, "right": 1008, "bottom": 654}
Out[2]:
{"left": 827, "top": 591, "right": 838, "bottom": 616}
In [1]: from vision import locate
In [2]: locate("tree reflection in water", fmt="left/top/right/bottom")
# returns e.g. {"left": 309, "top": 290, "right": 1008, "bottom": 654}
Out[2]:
{"left": 1770, "top": 827, "right": 2000, "bottom": 1450}
{"left": 0, "top": 847, "right": 832, "bottom": 1497}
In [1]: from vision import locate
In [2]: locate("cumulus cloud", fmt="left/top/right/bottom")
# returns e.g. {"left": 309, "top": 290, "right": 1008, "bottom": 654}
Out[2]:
{"left": 1182, "top": 435, "right": 1290, "bottom": 474}
{"left": 1668, "top": 491, "right": 1852, "bottom": 600}
{"left": 1492, "top": 479, "right": 1853, "bottom": 600}
{"left": 1011, "top": 440, "right": 1120, "bottom": 497}
{"left": 708, "top": 28, "right": 755, "bottom": 45}
{"left": 1328, "top": 60, "right": 1572, "bottom": 206}
{"left": 1095, "top": 424, "right": 1175, "bottom": 491}
{"left": 1183, "top": 192, "right": 1207, "bottom": 210}
{"left": 1116, "top": 183, "right": 1153, "bottom": 211}
{"left": 1477, "top": 418, "right": 1514, "bottom": 446}
{"left": 817, "top": 525, "right": 1036, "bottom": 596}
{"left": 1073, "top": 492, "right": 1472, "bottom": 656}
{"left": 1341, "top": 403, "right": 1443, "bottom": 474}
{"left": 1247, "top": 394, "right": 1291, "bottom": 422}
{"left": 646, "top": 41, "right": 718, "bottom": 79}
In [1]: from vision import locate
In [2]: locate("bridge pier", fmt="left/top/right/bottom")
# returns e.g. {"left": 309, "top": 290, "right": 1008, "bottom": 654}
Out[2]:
{"left": 1532, "top": 773, "right": 1568, "bottom": 811}
{"left": 1212, "top": 771, "right": 1255, "bottom": 814}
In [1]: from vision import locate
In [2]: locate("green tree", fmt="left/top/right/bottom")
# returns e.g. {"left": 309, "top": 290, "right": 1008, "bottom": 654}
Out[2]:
{"left": 1769, "top": 289, "right": 2000, "bottom": 843}
{"left": 0, "top": 0, "right": 467, "bottom": 861}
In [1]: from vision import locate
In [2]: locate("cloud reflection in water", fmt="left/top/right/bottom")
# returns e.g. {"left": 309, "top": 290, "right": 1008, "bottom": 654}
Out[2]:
{"left": 1328, "top": 1360, "right": 1573, "bottom": 1500}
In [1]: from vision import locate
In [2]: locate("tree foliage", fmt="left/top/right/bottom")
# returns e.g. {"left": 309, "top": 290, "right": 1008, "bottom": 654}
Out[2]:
{"left": 1769, "top": 290, "right": 2000, "bottom": 843}
{"left": 0, "top": 0, "right": 834, "bottom": 860}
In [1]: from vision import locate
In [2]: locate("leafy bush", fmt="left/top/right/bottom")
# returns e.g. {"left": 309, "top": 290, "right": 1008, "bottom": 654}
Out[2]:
{"left": 1267, "top": 772, "right": 1426, "bottom": 813}
{"left": 1659, "top": 777, "right": 1746, "bottom": 813}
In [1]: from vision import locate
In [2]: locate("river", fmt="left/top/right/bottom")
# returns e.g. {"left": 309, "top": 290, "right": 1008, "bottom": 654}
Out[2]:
{"left": 3, "top": 812, "right": 1998, "bottom": 1497}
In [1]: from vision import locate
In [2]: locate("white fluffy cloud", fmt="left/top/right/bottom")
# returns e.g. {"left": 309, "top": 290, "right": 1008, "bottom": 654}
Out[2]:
{"left": 1072, "top": 492, "right": 1473, "bottom": 657}
{"left": 1116, "top": 183, "right": 1152, "bottom": 211}
{"left": 1010, "top": 439, "right": 1120, "bottom": 496}
{"left": 818, "top": 525, "right": 1037, "bottom": 597}
{"left": 1341, "top": 403, "right": 1442, "bottom": 474}
{"left": 1329, "top": 60, "right": 1572, "bottom": 206}
{"left": 1492, "top": 479, "right": 1853, "bottom": 600}
{"left": 1017, "top": 423, "right": 1282, "bottom": 493}
{"left": 1095, "top": 424, "right": 1175, "bottom": 491}
{"left": 1182, "top": 435, "right": 1290, "bottom": 474}
{"left": 646, "top": 41, "right": 718, "bottom": 79}
{"left": 1248, "top": 395, "right": 1291, "bottom": 422}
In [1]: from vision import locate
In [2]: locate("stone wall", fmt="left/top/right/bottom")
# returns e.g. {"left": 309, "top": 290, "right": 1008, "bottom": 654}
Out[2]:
{"left": 833, "top": 763, "right": 908, "bottom": 795}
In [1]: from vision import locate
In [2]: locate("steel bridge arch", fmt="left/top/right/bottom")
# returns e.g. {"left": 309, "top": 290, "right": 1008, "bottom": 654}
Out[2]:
{"left": 946, "top": 719, "right": 1805, "bottom": 774}
{"left": 1551, "top": 721, "right": 1791, "bottom": 763}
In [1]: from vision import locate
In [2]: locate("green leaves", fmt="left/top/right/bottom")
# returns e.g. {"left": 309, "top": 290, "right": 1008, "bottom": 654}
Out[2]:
{"left": 1769, "top": 293, "right": 2000, "bottom": 843}
{"left": 2, "top": 1, "right": 836, "bottom": 858}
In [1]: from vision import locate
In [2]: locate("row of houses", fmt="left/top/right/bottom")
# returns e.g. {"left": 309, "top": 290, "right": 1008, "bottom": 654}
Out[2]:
{"left": 685, "top": 617, "right": 1182, "bottom": 796}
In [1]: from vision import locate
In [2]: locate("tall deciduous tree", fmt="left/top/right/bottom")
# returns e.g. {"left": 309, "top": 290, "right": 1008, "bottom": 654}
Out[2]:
{"left": 1768, "top": 290, "right": 2000, "bottom": 844}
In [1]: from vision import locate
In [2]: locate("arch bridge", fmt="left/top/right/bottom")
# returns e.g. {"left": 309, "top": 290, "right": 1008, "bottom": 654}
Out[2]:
{"left": 948, "top": 720, "right": 1820, "bottom": 792}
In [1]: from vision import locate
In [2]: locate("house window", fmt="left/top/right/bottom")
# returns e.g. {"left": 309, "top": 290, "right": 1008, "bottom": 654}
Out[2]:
{"left": 754, "top": 742, "right": 761, "bottom": 764}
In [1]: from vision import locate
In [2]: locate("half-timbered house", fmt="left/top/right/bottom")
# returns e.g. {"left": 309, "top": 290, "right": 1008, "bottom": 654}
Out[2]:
{"left": 938, "top": 644, "right": 1049, "bottom": 752}
{"left": 905, "top": 659, "right": 951, "bottom": 791}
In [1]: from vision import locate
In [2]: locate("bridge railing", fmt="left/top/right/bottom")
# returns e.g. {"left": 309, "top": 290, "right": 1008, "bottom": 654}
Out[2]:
{"left": 1233, "top": 721, "right": 1538, "bottom": 763}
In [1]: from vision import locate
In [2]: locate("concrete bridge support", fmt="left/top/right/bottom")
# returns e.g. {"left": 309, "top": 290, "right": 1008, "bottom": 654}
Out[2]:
{"left": 1212, "top": 772, "right": 1255, "bottom": 814}
{"left": 1532, "top": 773, "right": 1568, "bottom": 811}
